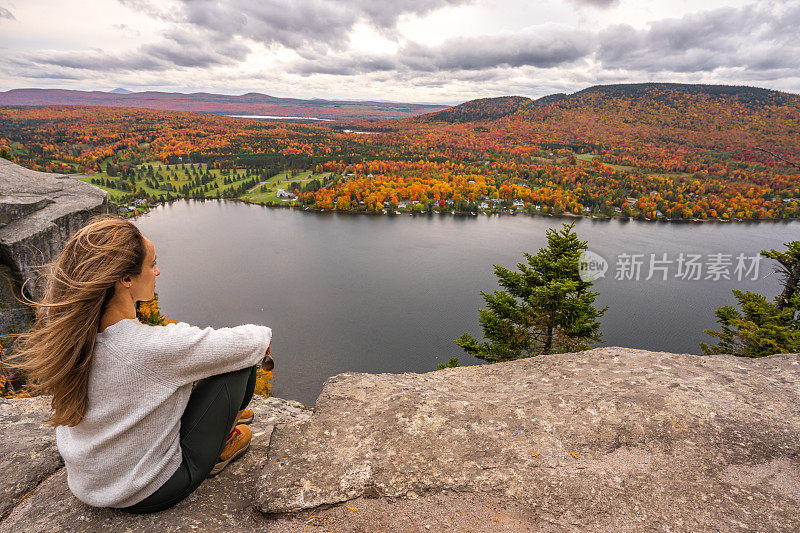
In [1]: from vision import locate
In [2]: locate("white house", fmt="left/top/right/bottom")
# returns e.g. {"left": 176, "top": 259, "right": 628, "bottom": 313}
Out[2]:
{"left": 276, "top": 188, "right": 295, "bottom": 199}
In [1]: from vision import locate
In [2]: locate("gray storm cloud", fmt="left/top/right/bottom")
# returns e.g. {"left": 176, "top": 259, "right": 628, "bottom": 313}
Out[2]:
{"left": 5, "top": 31, "right": 251, "bottom": 75}
{"left": 292, "top": 28, "right": 594, "bottom": 75}
{"left": 118, "top": 0, "right": 475, "bottom": 52}
{"left": 568, "top": 0, "right": 618, "bottom": 8}
{"left": 400, "top": 31, "right": 594, "bottom": 71}
{"left": 597, "top": 4, "right": 800, "bottom": 75}
{"left": 1, "top": 1, "right": 798, "bottom": 97}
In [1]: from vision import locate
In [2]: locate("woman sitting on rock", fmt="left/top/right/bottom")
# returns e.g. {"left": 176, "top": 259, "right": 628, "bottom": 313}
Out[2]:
{"left": 8, "top": 213, "right": 273, "bottom": 514}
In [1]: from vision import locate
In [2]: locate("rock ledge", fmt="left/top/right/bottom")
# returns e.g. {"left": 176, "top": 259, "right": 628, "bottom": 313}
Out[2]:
{"left": 257, "top": 347, "right": 800, "bottom": 531}
{"left": 1, "top": 347, "right": 799, "bottom": 532}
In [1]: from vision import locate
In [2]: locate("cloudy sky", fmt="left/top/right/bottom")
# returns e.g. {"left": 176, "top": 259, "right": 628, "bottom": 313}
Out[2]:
{"left": 0, "top": 0, "right": 798, "bottom": 104}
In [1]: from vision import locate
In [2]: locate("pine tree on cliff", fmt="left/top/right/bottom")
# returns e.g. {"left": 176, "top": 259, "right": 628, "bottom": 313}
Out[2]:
{"left": 454, "top": 222, "right": 607, "bottom": 363}
{"left": 701, "top": 241, "right": 800, "bottom": 357}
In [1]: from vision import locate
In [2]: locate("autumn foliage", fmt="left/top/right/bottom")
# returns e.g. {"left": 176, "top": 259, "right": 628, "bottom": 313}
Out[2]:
{"left": 1, "top": 83, "right": 798, "bottom": 221}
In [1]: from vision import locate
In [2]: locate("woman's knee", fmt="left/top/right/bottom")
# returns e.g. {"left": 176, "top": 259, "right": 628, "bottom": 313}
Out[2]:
{"left": 193, "top": 365, "right": 255, "bottom": 399}
{"left": 181, "top": 369, "right": 247, "bottom": 441}
{"left": 240, "top": 365, "right": 258, "bottom": 410}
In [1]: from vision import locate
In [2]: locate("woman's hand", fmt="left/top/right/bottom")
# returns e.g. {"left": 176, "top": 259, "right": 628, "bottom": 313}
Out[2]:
{"left": 261, "top": 342, "right": 274, "bottom": 371}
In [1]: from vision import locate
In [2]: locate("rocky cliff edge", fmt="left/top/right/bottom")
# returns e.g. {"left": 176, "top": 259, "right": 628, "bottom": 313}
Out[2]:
{"left": 1, "top": 346, "right": 799, "bottom": 532}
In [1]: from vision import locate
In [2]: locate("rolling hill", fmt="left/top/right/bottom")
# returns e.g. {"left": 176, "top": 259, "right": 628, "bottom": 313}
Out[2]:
{"left": 0, "top": 88, "right": 449, "bottom": 121}
{"left": 418, "top": 83, "right": 799, "bottom": 124}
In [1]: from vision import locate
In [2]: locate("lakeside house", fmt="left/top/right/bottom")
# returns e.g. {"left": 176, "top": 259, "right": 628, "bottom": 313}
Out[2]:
{"left": 276, "top": 188, "right": 296, "bottom": 199}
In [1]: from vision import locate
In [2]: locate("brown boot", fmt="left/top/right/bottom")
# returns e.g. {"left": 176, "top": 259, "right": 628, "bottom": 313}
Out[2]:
{"left": 236, "top": 408, "right": 254, "bottom": 425}
{"left": 208, "top": 424, "right": 251, "bottom": 477}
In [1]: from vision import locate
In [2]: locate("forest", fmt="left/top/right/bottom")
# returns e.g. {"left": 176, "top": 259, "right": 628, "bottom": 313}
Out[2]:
{"left": 1, "top": 83, "right": 798, "bottom": 221}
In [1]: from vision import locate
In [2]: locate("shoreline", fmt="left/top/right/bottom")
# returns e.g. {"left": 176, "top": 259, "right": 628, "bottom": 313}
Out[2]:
{"left": 123, "top": 197, "right": 800, "bottom": 225}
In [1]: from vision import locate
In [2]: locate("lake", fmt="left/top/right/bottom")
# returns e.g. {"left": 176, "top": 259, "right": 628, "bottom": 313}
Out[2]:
{"left": 224, "top": 114, "right": 334, "bottom": 121}
{"left": 132, "top": 200, "right": 800, "bottom": 405}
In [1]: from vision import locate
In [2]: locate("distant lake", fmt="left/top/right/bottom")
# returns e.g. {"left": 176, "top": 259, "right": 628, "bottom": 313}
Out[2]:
{"left": 225, "top": 114, "right": 334, "bottom": 121}
{"left": 132, "top": 200, "right": 800, "bottom": 405}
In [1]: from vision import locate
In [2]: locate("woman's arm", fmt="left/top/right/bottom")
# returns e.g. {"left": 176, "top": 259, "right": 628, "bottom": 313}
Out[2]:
{"left": 133, "top": 322, "right": 272, "bottom": 387}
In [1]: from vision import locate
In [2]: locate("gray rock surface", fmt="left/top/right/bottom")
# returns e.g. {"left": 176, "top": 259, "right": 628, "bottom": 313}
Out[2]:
{"left": 0, "top": 394, "right": 312, "bottom": 532}
{"left": 257, "top": 347, "right": 800, "bottom": 531}
{"left": 0, "top": 159, "right": 114, "bottom": 302}
{"left": 2, "top": 347, "right": 800, "bottom": 532}
{"left": 0, "top": 395, "right": 62, "bottom": 521}
{"left": 0, "top": 264, "right": 32, "bottom": 343}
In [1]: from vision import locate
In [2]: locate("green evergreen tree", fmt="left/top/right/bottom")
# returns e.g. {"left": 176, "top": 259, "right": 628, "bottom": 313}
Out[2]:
{"left": 455, "top": 222, "right": 607, "bottom": 362}
{"left": 701, "top": 241, "right": 800, "bottom": 357}
{"left": 436, "top": 357, "right": 460, "bottom": 370}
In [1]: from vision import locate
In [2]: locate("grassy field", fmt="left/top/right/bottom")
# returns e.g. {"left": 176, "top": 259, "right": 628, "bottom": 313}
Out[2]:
{"left": 76, "top": 163, "right": 330, "bottom": 206}
{"left": 242, "top": 170, "right": 331, "bottom": 204}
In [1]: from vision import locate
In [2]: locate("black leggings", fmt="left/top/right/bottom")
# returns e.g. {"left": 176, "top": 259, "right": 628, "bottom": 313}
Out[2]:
{"left": 117, "top": 364, "right": 258, "bottom": 514}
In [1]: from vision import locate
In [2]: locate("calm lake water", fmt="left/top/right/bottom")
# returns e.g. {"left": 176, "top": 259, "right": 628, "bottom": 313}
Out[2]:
{"left": 132, "top": 199, "right": 799, "bottom": 405}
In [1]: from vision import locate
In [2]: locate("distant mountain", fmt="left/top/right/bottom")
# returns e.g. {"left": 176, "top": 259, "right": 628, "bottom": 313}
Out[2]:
{"left": 0, "top": 88, "right": 449, "bottom": 121}
{"left": 571, "top": 82, "right": 796, "bottom": 106}
{"left": 421, "top": 96, "right": 532, "bottom": 123}
{"left": 108, "top": 88, "right": 132, "bottom": 94}
{"left": 417, "top": 83, "right": 799, "bottom": 124}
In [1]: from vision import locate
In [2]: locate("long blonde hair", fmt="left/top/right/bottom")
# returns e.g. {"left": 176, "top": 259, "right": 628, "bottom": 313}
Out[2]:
{"left": 6, "top": 214, "right": 146, "bottom": 427}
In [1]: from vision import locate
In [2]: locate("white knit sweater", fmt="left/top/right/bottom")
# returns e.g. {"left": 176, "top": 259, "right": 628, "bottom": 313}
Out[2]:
{"left": 55, "top": 318, "right": 272, "bottom": 508}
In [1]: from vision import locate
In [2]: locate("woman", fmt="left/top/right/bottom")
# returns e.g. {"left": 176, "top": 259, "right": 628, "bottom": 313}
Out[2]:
{"left": 8, "top": 213, "right": 273, "bottom": 514}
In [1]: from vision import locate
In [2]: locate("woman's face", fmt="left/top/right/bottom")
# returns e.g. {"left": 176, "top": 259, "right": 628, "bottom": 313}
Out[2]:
{"left": 130, "top": 236, "right": 160, "bottom": 302}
